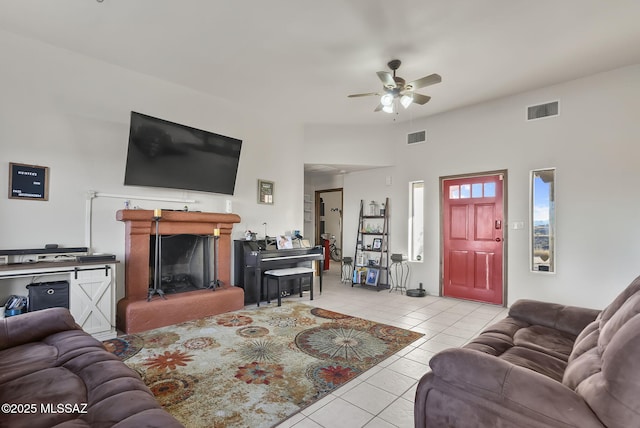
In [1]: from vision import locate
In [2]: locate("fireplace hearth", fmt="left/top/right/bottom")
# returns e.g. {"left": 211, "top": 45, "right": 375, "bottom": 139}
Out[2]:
{"left": 116, "top": 210, "right": 244, "bottom": 333}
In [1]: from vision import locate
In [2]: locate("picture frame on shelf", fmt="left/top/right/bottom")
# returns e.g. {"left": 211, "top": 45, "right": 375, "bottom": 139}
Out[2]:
{"left": 372, "top": 238, "right": 383, "bottom": 250}
{"left": 276, "top": 235, "right": 293, "bottom": 249}
{"left": 365, "top": 268, "right": 379, "bottom": 286}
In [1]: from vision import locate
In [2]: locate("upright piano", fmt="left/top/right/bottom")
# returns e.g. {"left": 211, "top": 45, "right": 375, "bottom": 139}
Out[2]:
{"left": 234, "top": 240, "right": 324, "bottom": 305}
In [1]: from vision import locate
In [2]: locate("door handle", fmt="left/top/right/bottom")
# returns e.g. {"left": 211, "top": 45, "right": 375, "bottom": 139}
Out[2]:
{"left": 495, "top": 238, "right": 502, "bottom": 242}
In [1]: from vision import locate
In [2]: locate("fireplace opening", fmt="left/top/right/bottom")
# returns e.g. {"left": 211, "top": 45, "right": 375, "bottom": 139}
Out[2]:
{"left": 149, "top": 234, "right": 213, "bottom": 295}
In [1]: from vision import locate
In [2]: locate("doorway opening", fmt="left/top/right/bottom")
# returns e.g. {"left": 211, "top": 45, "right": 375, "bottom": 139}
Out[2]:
{"left": 315, "top": 188, "right": 343, "bottom": 269}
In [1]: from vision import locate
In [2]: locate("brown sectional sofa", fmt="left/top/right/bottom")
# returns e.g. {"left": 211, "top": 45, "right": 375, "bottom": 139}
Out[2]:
{"left": 415, "top": 275, "right": 640, "bottom": 428}
{"left": 0, "top": 307, "right": 184, "bottom": 428}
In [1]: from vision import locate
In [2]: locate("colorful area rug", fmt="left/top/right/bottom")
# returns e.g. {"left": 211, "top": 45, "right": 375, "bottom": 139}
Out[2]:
{"left": 104, "top": 302, "right": 423, "bottom": 428}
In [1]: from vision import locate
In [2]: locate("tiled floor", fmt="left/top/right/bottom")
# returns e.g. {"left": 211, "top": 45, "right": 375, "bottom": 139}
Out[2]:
{"left": 260, "top": 266, "right": 510, "bottom": 428}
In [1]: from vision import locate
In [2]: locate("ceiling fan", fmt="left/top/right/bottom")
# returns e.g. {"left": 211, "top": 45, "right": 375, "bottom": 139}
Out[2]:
{"left": 348, "top": 59, "right": 441, "bottom": 113}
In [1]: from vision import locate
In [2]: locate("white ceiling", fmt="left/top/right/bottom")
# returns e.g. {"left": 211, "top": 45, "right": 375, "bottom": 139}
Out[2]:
{"left": 1, "top": 1, "right": 639, "bottom": 128}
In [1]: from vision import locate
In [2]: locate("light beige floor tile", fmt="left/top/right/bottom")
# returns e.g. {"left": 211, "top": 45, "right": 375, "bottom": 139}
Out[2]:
{"left": 341, "top": 382, "right": 398, "bottom": 414}
{"left": 365, "top": 367, "right": 416, "bottom": 395}
{"left": 430, "top": 333, "right": 468, "bottom": 347}
{"left": 419, "top": 339, "right": 455, "bottom": 354}
{"left": 403, "top": 347, "right": 435, "bottom": 365}
{"left": 378, "top": 397, "right": 415, "bottom": 428}
{"left": 442, "top": 325, "right": 481, "bottom": 339}
{"left": 308, "top": 397, "right": 374, "bottom": 428}
{"left": 363, "top": 416, "right": 398, "bottom": 428}
{"left": 387, "top": 357, "right": 431, "bottom": 380}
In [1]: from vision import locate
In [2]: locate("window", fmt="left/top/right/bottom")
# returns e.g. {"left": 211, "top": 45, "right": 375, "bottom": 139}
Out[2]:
{"left": 448, "top": 181, "right": 496, "bottom": 199}
{"left": 531, "top": 168, "right": 555, "bottom": 273}
{"left": 409, "top": 181, "right": 424, "bottom": 262}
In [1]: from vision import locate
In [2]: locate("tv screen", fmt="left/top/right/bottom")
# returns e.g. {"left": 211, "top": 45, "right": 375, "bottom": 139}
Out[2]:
{"left": 124, "top": 112, "right": 242, "bottom": 195}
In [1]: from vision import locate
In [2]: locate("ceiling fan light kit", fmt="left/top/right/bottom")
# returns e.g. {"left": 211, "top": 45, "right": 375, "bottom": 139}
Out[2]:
{"left": 400, "top": 94, "right": 413, "bottom": 109}
{"left": 348, "top": 59, "right": 441, "bottom": 114}
{"left": 380, "top": 93, "right": 394, "bottom": 106}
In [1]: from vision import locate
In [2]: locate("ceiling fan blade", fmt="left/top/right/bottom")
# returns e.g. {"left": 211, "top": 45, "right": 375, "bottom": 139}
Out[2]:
{"left": 406, "top": 73, "right": 442, "bottom": 90}
{"left": 374, "top": 103, "right": 383, "bottom": 112}
{"left": 376, "top": 71, "right": 396, "bottom": 89}
{"left": 348, "top": 92, "right": 380, "bottom": 98}
{"left": 411, "top": 93, "right": 431, "bottom": 105}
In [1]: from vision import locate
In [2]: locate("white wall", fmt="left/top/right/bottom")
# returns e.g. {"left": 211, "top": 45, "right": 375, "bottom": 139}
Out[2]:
{"left": 311, "top": 64, "right": 640, "bottom": 310}
{"left": 304, "top": 123, "right": 396, "bottom": 168}
{"left": 0, "top": 30, "right": 305, "bottom": 300}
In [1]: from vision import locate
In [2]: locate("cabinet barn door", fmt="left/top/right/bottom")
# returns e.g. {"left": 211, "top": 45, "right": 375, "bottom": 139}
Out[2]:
{"left": 70, "top": 266, "right": 114, "bottom": 337}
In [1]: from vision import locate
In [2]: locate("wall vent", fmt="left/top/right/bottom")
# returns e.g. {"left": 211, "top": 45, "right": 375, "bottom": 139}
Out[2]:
{"left": 407, "top": 130, "right": 426, "bottom": 144}
{"left": 527, "top": 101, "right": 559, "bottom": 121}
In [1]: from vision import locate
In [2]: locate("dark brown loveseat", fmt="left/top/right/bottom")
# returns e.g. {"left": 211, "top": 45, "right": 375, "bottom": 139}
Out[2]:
{"left": 415, "top": 275, "right": 640, "bottom": 428}
{"left": 0, "top": 307, "right": 184, "bottom": 428}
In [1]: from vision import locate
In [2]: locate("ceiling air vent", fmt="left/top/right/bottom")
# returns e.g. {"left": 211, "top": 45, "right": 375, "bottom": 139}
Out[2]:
{"left": 407, "top": 130, "right": 426, "bottom": 145}
{"left": 527, "top": 101, "right": 559, "bottom": 121}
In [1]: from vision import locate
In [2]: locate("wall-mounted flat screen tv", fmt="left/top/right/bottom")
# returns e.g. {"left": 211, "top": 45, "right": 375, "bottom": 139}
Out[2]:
{"left": 124, "top": 111, "right": 242, "bottom": 195}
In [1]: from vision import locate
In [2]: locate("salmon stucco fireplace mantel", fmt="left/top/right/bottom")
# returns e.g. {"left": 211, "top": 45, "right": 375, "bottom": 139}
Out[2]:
{"left": 116, "top": 209, "right": 244, "bottom": 334}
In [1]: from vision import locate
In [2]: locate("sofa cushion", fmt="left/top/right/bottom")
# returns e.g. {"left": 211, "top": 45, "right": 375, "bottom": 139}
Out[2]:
{"left": 513, "top": 324, "right": 575, "bottom": 361}
{"left": 500, "top": 346, "right": 567, "bottom": 382}
{"left": 0, "top": 342, "right": 58, "bottom": 384}
{"left": 464, "top": 318, "right": 576, "bottom": 381}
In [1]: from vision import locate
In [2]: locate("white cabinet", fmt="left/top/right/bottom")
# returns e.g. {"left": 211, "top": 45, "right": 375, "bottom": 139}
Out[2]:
{"left": 0, "top": 262, "right": 117, "bottom": 340}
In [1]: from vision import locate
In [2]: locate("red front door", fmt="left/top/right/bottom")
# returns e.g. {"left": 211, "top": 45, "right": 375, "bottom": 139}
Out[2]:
{"left": 442, "top": 174, "right": 504, "bottom": 305}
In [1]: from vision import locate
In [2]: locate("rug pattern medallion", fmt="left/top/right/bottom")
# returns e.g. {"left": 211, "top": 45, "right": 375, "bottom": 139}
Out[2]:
{"left": 104, "top": 302, "right": 423, "bottom": 428}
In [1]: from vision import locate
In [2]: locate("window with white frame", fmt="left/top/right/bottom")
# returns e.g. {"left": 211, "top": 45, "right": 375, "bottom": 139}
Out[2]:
{"left": 409, "top": 181, "right": 424, "bottom": 262}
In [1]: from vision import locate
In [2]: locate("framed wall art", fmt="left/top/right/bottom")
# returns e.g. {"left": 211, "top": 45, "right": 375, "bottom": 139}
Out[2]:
{"left": 8, "top": 162, "right": 49, "bottom": 201}
{"left": 258, "top": 179, "right": 274, "bottom": 204}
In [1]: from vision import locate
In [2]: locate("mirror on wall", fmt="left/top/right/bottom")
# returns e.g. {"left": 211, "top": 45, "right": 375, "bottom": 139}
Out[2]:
{"left": 531, "top": 168, "right": 555, "bottom": 273}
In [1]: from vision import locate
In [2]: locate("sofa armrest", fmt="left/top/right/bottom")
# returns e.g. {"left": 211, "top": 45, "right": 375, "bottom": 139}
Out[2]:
{"left": 0, "top": 307, "right": 80, "bottom": 350}
{"left": 508, "top": 299, "right": 599, "bottom": 335}
{"left": 426, "top": 348, "right": 604, "bottom": 427}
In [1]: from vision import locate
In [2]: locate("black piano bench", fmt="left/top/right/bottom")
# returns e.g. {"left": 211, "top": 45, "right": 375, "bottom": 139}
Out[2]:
{"left": 263, "top": 267, "right": 314, "bottom": 306}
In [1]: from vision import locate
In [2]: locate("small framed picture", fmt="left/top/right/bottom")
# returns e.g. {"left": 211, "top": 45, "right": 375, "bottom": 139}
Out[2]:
{"left": 372, "top": 238, "right": 383, "bottom": 250}
{"left": 276, "top": 235, "right": 293, "bottom": 249}
{"left": 9, "top": 162, "right": 49, "bottom": 201}
{"left": 365, "top": 268, "right": 379, "bottom": 286}
{"left": 258, "top": 179, "right": 274, "bottom": 204}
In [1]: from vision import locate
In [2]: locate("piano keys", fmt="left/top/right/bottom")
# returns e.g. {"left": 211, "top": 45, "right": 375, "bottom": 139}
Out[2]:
{"left": 234, "top": 240, "right": 324, "bottom": 305}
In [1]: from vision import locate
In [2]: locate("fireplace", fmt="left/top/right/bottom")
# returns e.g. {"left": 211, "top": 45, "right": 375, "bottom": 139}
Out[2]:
{"left": 116, "top": 210, "right": 244, "bottom": 333}
{"left": 150, "top": 234, "right": 210, "bottom": 294}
